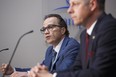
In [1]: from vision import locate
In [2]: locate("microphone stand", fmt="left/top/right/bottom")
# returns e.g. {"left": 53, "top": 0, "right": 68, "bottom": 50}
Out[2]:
{"left": 2, "top": 30, "right": 33, "bottom": 77}
{"left": 0, "top": 48, "right": 9, "bottom": 52}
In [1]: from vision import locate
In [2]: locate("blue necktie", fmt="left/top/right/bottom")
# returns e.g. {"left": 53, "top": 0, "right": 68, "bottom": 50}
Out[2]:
{"left": 50, "top": 49, "right": 57, "bottom": 71}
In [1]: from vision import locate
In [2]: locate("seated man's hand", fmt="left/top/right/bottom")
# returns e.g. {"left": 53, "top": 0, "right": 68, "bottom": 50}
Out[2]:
{"left": 10, "top": 71, "right": 28, "bottom": 77}
{"left": 31, "top": 64, "right": 48, "bottom": 73}
{"left": 28, "top": 64, "right": 53, "bottom": 77}
{"left": 0, "top": 63, "right": 14, "bottom": 75}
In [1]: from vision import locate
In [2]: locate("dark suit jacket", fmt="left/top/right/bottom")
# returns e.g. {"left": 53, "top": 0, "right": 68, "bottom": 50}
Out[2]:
{"left": 15, "top": 36, "right": 80, "bottom": 72}
{"left": 57, "top": 13, "right": 116, "bottom": 77}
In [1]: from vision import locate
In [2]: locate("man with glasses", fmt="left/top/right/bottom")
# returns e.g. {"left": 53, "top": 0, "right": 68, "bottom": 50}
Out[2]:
{"left": 0, "top": 14, "right": 80, "bottom": 77}
{"left": 28, "top": 0, "right": 116, "bottom": 77}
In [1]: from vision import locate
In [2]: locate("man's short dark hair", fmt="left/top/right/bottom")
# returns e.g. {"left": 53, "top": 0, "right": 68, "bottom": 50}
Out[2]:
{"left": 44, "top": 14, "right": 69, "bottom": 36}
{"left": 97, "top": 0, "right": 105, "bottom": 10}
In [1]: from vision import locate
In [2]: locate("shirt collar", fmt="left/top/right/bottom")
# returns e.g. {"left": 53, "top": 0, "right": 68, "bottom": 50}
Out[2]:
{"left": 53, "top": 37, "right": 64, "bottom": 53}
{"left": 87, "top": 20, "right": 97, "bottom": 35}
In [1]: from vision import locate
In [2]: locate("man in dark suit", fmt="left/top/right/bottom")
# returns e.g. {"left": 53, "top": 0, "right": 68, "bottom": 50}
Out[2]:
{"left": 0, "top": 14, "right": 80, "bottom": 77}
{"left": 28, "top": 0, "right": 116, "bottom": 77}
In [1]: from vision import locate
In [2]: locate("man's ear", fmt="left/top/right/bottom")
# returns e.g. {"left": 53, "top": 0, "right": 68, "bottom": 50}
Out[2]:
{"left": 61, "top": 27, "right": 66, "bottom": 35}
{"left": 89, "top": 0, "right": 97, "bottom": 11}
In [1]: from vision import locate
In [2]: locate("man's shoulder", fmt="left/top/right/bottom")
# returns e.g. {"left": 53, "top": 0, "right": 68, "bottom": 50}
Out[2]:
{"left": 99, "top": 13, "right": 116, "bottom": 26}
{"left": 64, "top": 36, "right": 79, "bottom": 45}
{"left": 61, "top": 37, "right": 80, "bottom": 51}
{"left": 103, "top": 13, "right": 116, "bottom": 24}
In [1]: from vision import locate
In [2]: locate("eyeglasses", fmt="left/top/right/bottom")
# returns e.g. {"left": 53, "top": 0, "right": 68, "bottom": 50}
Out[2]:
{"left": 40, "top": 24, "right": 62, "bottom": 33}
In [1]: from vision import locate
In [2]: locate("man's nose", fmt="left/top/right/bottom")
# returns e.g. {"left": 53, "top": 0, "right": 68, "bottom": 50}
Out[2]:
{"left": 44, "top": 29, "right": 49, "bottom": 34}
{"left": 67, "top": 6, "right": 72, "bottom": 14}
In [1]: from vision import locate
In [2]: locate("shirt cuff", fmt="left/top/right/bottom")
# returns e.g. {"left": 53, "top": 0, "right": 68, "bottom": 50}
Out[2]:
{"left": 53, "top": 73, "right": 57, "bottom": 77}
{"left": 13, "top": 67, "right": 16, "bottom": 71}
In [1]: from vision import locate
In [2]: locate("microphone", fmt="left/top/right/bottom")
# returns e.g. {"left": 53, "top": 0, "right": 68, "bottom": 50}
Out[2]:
{"left": 0, "top": 48, "right": 9, "bottom": 52}
{"left": 2, "top": 30, "right": 33, "bottom": 77}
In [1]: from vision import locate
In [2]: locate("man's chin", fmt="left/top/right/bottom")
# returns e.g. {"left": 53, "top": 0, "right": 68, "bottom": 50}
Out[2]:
{"left": 46, "top": 40, "right": 52, "bottom": 44}
{"left": 74, "top": 22, "right": 81, "bottom": 26}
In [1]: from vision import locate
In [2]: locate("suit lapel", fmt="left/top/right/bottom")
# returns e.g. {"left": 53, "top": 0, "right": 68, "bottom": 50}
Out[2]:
{"left": 81, "top": 29, "right": 97, "bottom": 68}
{"left": 87, "top": 34, "right": 95, "bottom": 67}
{"left": 47, "top": 47, "right": 53, "bottom": 70}
{"left": 55, "top": 37, "right": 69, "bottom": 62}
{"left": 81, "top": 31, "right": 87, "bottom": 68}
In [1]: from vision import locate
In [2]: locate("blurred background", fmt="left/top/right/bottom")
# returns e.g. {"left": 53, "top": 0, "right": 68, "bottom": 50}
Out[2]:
{"left": 0, "top": 0, "right": 116, "bottom": 76}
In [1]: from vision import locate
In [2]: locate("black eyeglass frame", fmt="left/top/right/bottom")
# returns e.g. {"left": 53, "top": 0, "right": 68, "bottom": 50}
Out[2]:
{"left": 40, "top": 24, "right": 64, "bottom": 33}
